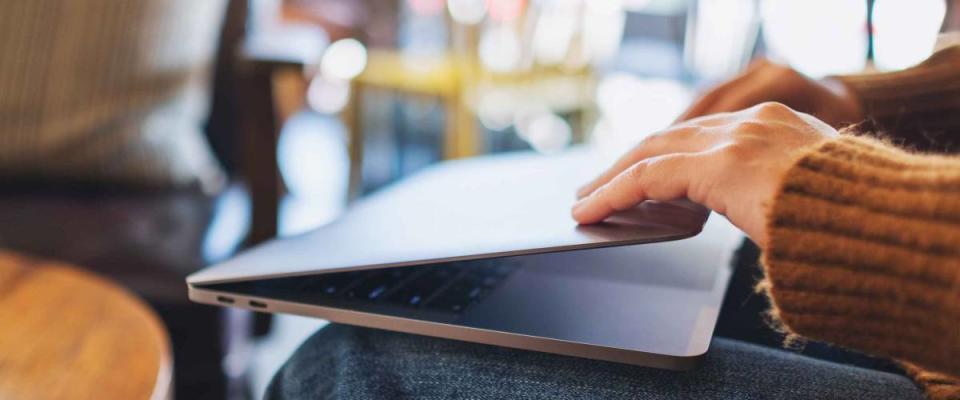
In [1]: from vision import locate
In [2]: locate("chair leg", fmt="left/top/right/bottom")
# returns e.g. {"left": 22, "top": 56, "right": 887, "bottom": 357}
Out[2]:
{"left": 443, "top": 94, "right": 479, "bottom": 159}
{"left": 222, "top": 307, "right": 255, "bottom": 400}
{"left": 343, "top": 80, "right": 365, "bottom": 200}
{"left": 237, "top": 67, "right": 281, "bottom": 246}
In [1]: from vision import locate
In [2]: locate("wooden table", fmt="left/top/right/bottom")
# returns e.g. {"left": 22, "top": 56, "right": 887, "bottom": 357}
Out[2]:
{"left": 0, "top": 251, "right": 172, "bottom": 400}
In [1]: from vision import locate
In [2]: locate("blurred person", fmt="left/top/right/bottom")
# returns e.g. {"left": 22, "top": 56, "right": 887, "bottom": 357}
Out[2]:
{"left": 0, "top": 0, "right": 227, "bottom": 189}
{"left": 266, "top": 45, "right": 960, "bottom": 400}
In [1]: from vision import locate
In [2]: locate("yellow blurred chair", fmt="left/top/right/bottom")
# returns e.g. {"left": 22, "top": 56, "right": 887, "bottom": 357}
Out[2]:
{"left": 343, "top": 49, "right": 596, "bottom": 196}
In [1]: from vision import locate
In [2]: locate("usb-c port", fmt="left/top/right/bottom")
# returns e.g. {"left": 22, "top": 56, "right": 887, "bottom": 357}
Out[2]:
{"left": 248, "top": 300, "right": 267, "bottom": 309}
{"left": 216, "top": 296, "right": 235, "bottom": 304}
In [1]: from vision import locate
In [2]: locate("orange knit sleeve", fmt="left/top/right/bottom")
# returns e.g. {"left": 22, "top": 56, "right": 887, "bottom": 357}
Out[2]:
{"left": 760, "top": 134, "right": 960, "bottom": 398}
{"left": 835, "top": 45, "right": 960, "bottom": 153}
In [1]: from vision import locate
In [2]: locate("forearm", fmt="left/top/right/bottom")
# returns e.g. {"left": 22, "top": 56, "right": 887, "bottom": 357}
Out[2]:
{"left": 760, "top": 134, "right": 960, "bottom": 379}
{"left": 834, "top": 45, "right": 960, "bottom": 153}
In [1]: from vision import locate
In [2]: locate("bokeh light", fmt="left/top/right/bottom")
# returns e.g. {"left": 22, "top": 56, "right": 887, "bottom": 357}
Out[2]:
{"left": 448, "top": 0, "right": 487, "bottom": 24}
{"left": 685, "top": 0, "right": 760, "bottom": 80}
{"left": 532, "top": 0, "right": 578, "bottom": 66}
{"left": 306, "top": 76, "right": 351, "bottom": 114}
{"left": 479, "top": 25, "right": 523, "bottom": 72}
{"left": 592, "top": 74, "right": 691, "bottom": 153}
{"left": 476, "top": 89, "right": 517, "bottom": 131}
{"left": 761, "top": 0, "right": 867, "bottom": 77}
{"left": 515, "top": 109, "right": 572, "bottom": 154}
{"left": 873, "top": 0, "right": 946, "bottom": 71}
{"left": 320, "top": 38, "right": 368, "bottom": 80}
{"left": 277, "top": 114, "right": 349, "bottom": 203}
{"left": 583, "top": 0, "right": 627, "bottom": 66}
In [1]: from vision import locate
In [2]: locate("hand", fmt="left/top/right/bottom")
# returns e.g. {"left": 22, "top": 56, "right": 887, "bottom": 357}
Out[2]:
{"left": 677, "top": 59, "right": 863, "bottom": 127}
{"left": 573, "top": 103, "right": 838, "bottom": 247}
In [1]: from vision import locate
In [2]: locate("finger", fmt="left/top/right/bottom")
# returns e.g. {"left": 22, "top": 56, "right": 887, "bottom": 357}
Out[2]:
{"left": 576, "top": 115, "right": 731, "bottom": 200}
{"left": 572, "top": 153, "right": 697, "bottom": 224}
{"left": 576, "top": 128, "right": 701, "bottom": 199}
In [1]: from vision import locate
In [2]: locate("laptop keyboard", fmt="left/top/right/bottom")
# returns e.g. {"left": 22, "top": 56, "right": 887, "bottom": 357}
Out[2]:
{"left": 292, "top": 259, "right": 519, "bottom": 314}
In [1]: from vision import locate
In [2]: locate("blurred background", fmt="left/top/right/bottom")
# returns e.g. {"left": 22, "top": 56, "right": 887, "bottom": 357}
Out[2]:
{"left": 0, "top": 0, "right": 957, "bottom": 399}
{"left": 264, "top": 0, "right": 959, "bottom": 234}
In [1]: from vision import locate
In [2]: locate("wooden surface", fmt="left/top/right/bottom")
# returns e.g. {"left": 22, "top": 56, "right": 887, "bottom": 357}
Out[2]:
{"left": 0, "top": 251, "right": 172, "bottom": 400}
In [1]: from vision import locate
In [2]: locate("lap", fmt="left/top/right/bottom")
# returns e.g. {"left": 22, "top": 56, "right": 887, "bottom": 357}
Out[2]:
{"left": 266, "top": 324, "right": 923, "bottom": 400}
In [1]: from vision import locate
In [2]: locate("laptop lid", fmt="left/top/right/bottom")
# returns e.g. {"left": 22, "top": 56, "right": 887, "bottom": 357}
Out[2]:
{"left": 187, "top": 148, "right": 708, "bottom": 286}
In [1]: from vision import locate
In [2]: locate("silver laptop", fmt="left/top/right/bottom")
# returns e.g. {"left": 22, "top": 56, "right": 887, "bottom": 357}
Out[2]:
{"left": 187, "top": 149, "right": 734, "bottom": 370}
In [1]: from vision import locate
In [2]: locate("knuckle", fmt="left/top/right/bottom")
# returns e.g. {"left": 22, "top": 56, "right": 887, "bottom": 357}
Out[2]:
{"left": 645, "top": 153, "right": 679, "bottom": 169}
{"left": 605, "top": 164, "right": 648, "bottom": 210}
{"left": 716, "top": 142, "right": 753, "bottom": 163}
{"left": 591, "top": 183, "right": 611, "bottom": 202}
{"left": 622, "top": 163, "right": 647, "bottom": 182}
{"left": 639, "top": 125, "right": 699, "bottom": 147}
{"left": 768, "top": 62, "right": 796, "bottom": 77}
{"left": 776, "top": 68, "right": 801, "bottom": 82}
{"left": 749, "top": 58, "right": 771, "bottom": 69}
{"left": 669, "top": 125, "right": 701, "bottom": 139}
{"left": 687, "top": 174, "right": 716, "bottom": 207}
{"left": 638, "top": 155, "right": 681, "bottom": 186}
{"left": 638, "top": 131, "right": 667, "bottom": 148}
{"left": 753, "top": 101, "right": 793, "bottom": 118}
{"left": 731, "top": 120, "right": 768, "bottom": 137}
{"left": 594, "top": 183, "right": 628, "bottom": 211}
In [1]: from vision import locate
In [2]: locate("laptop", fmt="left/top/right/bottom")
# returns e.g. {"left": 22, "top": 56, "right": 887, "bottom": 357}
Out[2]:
{"left": 187, "top": 149, "right": 735, "bottom": 370}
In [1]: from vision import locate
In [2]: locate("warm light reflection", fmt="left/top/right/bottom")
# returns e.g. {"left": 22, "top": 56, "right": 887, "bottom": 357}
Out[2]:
{"left": 760, "top": 0, "right": 867, "bottom": 77}
{"left": 873, "top": 0, "right": 946, "bottom": 71}
{"left": 448, "top": 0, "right": 487, "bottom": 24}
{"left": 320, "top": 39, "right": 368, "bottom": 80}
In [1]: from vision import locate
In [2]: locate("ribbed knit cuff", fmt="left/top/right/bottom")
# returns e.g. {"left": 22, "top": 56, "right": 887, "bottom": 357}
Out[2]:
{"left": 760, "top": 135, "right": 960, "bottom": 380}
{"left": 902, "top": 362, "right": 960, "bottom": 400}
{"left": 834, "top": 45, "right": 960, "bottom": 152}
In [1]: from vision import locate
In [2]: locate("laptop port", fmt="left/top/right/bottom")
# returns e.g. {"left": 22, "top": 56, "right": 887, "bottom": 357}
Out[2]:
{"left": 248, "top": 300, "right": 268, "bottom": 309}
{"left": 216, "top": 296, "right": 235, "bottom": 304}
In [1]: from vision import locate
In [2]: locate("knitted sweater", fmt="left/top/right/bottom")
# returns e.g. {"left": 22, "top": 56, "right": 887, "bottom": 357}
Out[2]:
{"left": 762, "top": 46, "right": 960, "bottom": 399}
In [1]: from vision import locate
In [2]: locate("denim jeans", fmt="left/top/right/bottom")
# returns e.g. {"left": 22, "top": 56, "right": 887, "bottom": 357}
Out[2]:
{"left": 265, "top": 324, "right": 922, "bottom": 399}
